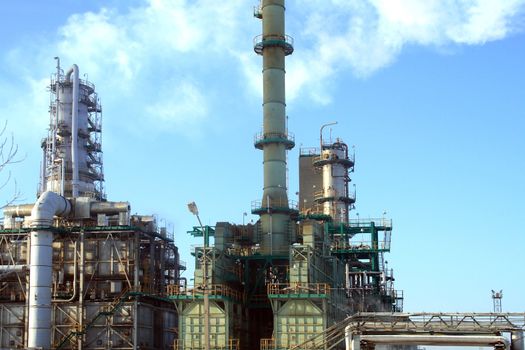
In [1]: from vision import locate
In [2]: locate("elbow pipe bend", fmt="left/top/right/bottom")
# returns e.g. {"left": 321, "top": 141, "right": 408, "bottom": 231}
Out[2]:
{"left": 31, "top": 191, "right": 71, "bottom": 227}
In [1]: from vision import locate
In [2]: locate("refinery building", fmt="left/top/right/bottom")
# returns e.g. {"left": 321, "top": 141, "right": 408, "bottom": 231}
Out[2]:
{"left": 1, "top": 1, "right": 524, "bottom": 350}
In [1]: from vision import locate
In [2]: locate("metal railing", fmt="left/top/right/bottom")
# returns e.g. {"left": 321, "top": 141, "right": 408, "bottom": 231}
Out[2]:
{"left": 260, "top": 338, "right": 275, "bottom": 350}
{"left": 349, "top": 312, "right": 525, "bottom": 332}
{"left": 267, "top": 283, "right": 330, "bottom": 296}
{"left": 167, "top": 284, "right": 241, "bottom": 301}
{"left": 312, "top": 152, "right": 355, "bottom": 166}
{"left": 299, "top": 147, "right": 318, "bottom": 156}
{"left": 251, "top": 199, "right": 298, "bottom": 212}
{"left": 348, "top": 218, "right": 392, "bottom": 229}
{"left": 313, "top": 189, "right": 356, "bottom": 203}
{"left": 254, "top": 131, "right": 295, "bottom": 150}
{"left": 330, "top": 237, "right": 391, "bottom": 252}
{"left": 253, "top": 33, "right": 294, "bottom": 48}
{"left": 174, "top": 338, "right": 240, "bottom": 350}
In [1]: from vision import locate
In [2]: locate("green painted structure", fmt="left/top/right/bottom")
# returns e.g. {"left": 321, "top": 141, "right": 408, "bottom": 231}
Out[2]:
{"left": 168, "top": 1, "right": 404, "bottom": 349}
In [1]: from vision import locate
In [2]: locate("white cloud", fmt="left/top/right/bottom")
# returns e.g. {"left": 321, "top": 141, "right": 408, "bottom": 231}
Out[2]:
{"left": 286, "top": 0, "right": 525, "bottom": 103}
{"left": 1, "top": 0, "right": 524, "bottom": 136}
{"left": 145, "top": 80, "right": 208, "bottom": 129}
{"left": 0, "top": 77, "right": 49, "bottom": 142}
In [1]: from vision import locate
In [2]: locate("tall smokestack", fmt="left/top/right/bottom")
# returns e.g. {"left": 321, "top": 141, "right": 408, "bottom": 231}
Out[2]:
{"left": 253, "top": 0, "right": 295, "bottom": 254}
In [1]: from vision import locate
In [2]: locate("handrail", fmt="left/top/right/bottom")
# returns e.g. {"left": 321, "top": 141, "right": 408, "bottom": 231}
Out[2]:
{"left": 267, "top": 283, "right": 330, "bottom": 296}
{"left": 251, "top": 199, "right": 298, "bottom": 211}
{"left": 174, "top": 338, "right": 240, "bottom": 350}
{"left": 167, "top": 284, "right": 242, "bottom": 301}
{"left": 253, "top": 34, "right": 294, "bottom": 47}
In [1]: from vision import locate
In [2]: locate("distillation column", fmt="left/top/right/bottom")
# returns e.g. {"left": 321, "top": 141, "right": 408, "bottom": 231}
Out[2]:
{"left": 40, "top": 60, "right": 105, "bottom": 200}
{"left": 253, "top": 0, "right": 295, "bottom": 254}
{"left": 313, "top": 139, "right": 355, "bottom": 223}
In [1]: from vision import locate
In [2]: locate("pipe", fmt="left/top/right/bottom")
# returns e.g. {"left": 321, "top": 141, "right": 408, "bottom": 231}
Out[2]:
{"left": 3, "top": 201, "right": 129, "bottom": 222}
{"left": 3, "top": 204, "right": 34, "bottom": 218}
{"left": 78, "top": 230, "right": 85, "bottom": 350}
{"left": 512, "top": 331, "right": 524, "bottom": 350}
{"left": 345, "top": 326, "right": 352, "bottom": 350}
{"left": 0, "top": 265, "right": 26, "bottom": 272}
{"left": 65, "top": 64, "right": 79, "bottom": 198}
{"left": 40, "top": 151, "right": 46, "bottom": 195}
{"left": 360, "top": 334, "right": 509, "bottom": 347}
{"left": 320, "top": 121, "right": 337, "bottom": 150}
{"left": 52, "top": 241, "right": 77, "bottom": 302}
{"left": 27, "top": 191, "right": 71, "bottom": 350}
{"left": 61, "top": 159, "right": 65, "bottom": 196}
{"left": 90, "top": 201, "right": 130, "bottom": 214}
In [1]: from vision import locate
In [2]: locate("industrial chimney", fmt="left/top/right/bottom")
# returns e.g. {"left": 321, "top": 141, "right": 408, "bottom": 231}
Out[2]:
{"left": 252, "top": 0, "right": 296, "bottom": 254}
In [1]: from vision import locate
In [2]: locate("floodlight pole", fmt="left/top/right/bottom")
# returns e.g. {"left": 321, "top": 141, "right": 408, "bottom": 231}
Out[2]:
{"left": 188, "top": 202, "right": 210, "bottom": 350}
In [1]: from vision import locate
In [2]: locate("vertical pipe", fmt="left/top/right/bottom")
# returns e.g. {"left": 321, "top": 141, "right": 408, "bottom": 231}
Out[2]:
{"left": 0, "top": 307, "right": 3, "bottom": 349}
{"left": 78, "top": 230, "right": 85, "bottom": 350}
{"left": 27, "top": 191, "right": 70, "bottom": 349}
{"left": 24, "top": 236, "right": 30, "bottom": 347}
{"left": 160, "top": 240, "right": 165, "bottom": 292}
{"left": 149, "top": 237, "right": 155, "bottom": 292}
{"left": 512, "top": 331, "right": 524, "bottom": 350}
{"left": 345, "top": 326, "right": 351, "bottom": 350}
{"left": 65, "top": 65, "right": 79, "bottom": 198}
{"left": 51, "top": 57, "right": 60, "bottom": 166}
{"left": 61, "top": 160, "right": 65, "bottom": 197}
{"left": 28, "top": 230, "right": 54, "bottom": 348}
{"left": 40, "top": 152, "right": 46, "bottom": 194}
{"left": 195, "top": 213, "right": 210, "bottom": 350}
{"left": 351, "top": 333, "right": 361, "bottom": 350}
{"left": 133, "top": 300, "right": 138, "bottom": 350}
{"left": 134, "top": 232, "right": 139, "bottom": 291}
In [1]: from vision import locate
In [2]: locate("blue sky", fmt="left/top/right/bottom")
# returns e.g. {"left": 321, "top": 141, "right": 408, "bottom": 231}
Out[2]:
{"left": 0, "top": 0, "right": 524, "bottom": 313}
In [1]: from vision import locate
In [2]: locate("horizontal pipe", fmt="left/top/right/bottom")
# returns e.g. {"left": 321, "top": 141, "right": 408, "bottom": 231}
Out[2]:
{"left": 3, "top": 204, "right": 34, "bottom": 218}
{"left": 361, "top": 334, "right": 508, "bottom": 347}
{"left": 90, "top": 201, "right": 130, "bottom": 214}
{"left": 2, "top": 201, "right": 129, "bottom": 220}
{"left": 0, "top": 264, "right": 26, "bottom": 272}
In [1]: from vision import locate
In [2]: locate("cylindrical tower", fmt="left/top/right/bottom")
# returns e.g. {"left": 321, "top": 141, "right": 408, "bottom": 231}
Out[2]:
{"left": 39, "top": 60, "right": 105, "bottom": 200}
{"left": 313, "top": 139, "right": 355, "bottom": 223}
{"left": 252, "top": 0, "right": 296, "bottom": 255}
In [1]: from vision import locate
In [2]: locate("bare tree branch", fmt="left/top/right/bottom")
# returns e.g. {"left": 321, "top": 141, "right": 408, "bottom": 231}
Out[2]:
{"left": 0, "top": 121, "right": 23, "bottom": 209}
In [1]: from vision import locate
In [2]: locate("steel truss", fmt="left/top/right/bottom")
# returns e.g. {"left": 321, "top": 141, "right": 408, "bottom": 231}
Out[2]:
{"left": 290, "top": 312, "right": 525, "bottom": 350}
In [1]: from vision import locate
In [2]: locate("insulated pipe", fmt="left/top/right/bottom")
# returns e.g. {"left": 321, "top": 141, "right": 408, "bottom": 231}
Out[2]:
{"left": 512, "top": 331, "right": 524, "bottom": 350}
{"left": 90, "top": 201, "right": 130, "bottom": 214}
{"left": 65, "top": 65, "right": 79, "bottom": 198}
{"left": 28, "top": 191, "right": 71, "bottom": 350}
{"left": 360, "top": 334, "right": 509, "bottom": 347}
{"left": 0, "top": 265, "right": 26, "bottom": 272}
{"left": 2, "top": 201, "right": 128, "bottom": 220}
{"left": 77, "top": 229, "right": 85, "bottom": 350}
{"left": 3, "top": 204, "right": 34, "bottom": 218}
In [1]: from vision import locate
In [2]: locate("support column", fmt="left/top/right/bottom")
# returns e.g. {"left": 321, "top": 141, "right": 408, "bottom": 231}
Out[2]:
{"left": 512, "top": 331, "right": 524, "bottom": 350}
